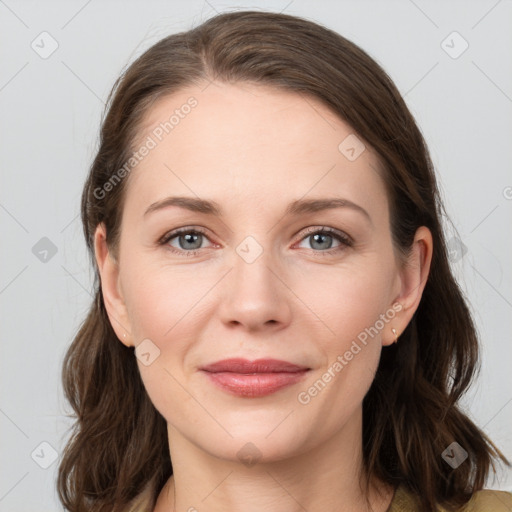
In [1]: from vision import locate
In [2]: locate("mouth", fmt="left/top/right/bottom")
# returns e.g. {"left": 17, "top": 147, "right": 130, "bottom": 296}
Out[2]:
{"left": 200, "top": 358, "right": 310, "bottom": 398}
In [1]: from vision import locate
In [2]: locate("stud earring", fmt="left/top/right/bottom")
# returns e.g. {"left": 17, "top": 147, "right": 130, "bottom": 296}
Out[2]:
{"left": 391, "top": 328, "right": 399, "bottom": 344}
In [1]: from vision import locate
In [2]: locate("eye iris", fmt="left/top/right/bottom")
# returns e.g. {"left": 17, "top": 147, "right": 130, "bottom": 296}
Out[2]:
{"left": 310, "top": 233, "right": 333, "bottom": 250}
{"left": 180, "top": 232, "right": 202, "bottom": 250}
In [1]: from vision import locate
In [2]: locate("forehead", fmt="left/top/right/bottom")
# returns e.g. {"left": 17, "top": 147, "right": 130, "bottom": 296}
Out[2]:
{"left": 136, "top": 81, "right": 362, "bottom": 156}
{"left": 126, "top": 81, "right": 387, "bottom": 218}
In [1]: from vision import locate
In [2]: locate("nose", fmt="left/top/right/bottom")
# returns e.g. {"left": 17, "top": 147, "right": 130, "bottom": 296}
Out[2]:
{"left": 217, "top": 246, "right": 292, "bottom": 332}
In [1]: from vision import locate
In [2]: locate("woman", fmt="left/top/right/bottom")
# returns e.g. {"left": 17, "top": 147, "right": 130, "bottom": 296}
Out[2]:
{"left": 57, "top": 10, "right": 511, "bottom": 512}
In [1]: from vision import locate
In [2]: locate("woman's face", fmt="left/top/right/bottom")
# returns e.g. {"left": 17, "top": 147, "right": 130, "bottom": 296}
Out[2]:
{"left": 96, "top": 81, "right": 427, "bottom": 464}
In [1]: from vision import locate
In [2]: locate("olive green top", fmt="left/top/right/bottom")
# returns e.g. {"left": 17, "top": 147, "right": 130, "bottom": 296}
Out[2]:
{"left": 388, "top": 485, "right": 512, "bottom": 511}
{"left": 126, "top": 482, "right": 512, "bottom": 511}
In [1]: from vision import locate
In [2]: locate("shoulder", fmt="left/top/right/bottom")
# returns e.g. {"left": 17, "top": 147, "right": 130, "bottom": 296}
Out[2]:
{"left": 461, "top": 488, "right": 512, "bottom": 511}
{"left": 389, "top": 485, "right": 512, "bottom": 512}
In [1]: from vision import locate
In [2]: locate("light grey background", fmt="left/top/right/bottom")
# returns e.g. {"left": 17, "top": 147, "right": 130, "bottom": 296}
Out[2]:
{"left": 1, "top": 0, "right": 511, "bottom": 509}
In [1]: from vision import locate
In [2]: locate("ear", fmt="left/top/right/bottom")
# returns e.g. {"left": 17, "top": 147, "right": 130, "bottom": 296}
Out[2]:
{"left": 94, "top": 223, "right": 133, "bottom": 347}
{"left": 383, "top": 226, "right": 433, "bottom": 346}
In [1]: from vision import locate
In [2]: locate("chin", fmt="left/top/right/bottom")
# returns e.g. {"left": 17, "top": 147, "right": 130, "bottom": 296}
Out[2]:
{"left": 195, "top": 416, "right": 318, "bottom": 465}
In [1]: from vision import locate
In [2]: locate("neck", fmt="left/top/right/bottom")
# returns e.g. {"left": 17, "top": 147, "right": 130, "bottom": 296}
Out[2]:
{"left": 154, "top": 409, "right": 394, "bottom": 512}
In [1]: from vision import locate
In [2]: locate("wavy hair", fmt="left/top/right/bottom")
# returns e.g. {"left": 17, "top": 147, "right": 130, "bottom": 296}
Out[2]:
{"left": 57, "top": 10, "right": 509, "bottom": 512}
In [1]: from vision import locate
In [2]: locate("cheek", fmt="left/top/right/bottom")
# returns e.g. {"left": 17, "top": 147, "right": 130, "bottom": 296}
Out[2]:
{"left": 123, "top": 261, "right": 207, "bottom": 424}
{"left": 137, "top": 359, "right": 198, "bottom": 428}
{"left": 293, "top": 271, "right": 387, "bottom": 429}
{"left": 300, "top": 259, "right": 395, "bottom": 348}
{"left": 121, "top": 255, "right": 212, "bottom": 343}
{"left": 294, "top": 257, "right": 394, "bottom": 403}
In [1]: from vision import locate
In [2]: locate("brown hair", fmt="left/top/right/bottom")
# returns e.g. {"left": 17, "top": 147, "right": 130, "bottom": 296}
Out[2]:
{"left": 57, "top": 10, "right": 509, "bottom": 512}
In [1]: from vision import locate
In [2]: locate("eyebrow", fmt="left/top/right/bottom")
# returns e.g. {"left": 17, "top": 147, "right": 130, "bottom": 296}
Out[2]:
{"left": 143, "top": 196, "right": 372, "bottom": 223}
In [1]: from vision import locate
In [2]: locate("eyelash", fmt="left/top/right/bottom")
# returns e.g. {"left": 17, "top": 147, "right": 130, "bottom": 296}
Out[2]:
{"left": 158, "top": 225, "right": 353, "bottom": 257}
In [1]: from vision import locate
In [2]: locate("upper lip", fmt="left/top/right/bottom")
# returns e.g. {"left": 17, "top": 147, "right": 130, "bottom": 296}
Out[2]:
{"left": 200, "top": 358, "right": 309, "bottom": 373}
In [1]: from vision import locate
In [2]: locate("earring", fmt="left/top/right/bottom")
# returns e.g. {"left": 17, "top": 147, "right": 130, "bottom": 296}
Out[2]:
{"left": 391, "top": 328, "right": 399, "bottom": 344}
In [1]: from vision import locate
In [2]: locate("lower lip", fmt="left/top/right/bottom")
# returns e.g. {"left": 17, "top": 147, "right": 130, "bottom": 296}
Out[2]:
{"left": 202, "top": 370, "right": 309, "bottom": 397}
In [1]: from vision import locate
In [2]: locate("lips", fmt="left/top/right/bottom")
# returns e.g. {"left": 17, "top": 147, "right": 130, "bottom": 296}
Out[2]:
{"left": 201, "top": 358, "right": 308, "bottom": 373}
{"left": 200, "top": 358, "right": 310, "bottom": 398}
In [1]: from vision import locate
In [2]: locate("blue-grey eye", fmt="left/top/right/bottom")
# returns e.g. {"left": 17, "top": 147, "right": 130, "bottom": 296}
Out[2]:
{"left": 167, "top": 231, "right": 207, "bottom": 251}
{"left": 309, "top": 232, "right": 335, "bottom": 250}
{"left": 297, "top": 230, "right": 344, "bottom": 251}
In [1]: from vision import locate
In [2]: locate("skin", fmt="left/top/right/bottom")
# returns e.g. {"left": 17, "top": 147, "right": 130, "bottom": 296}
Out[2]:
{"left": 94, "top": 81, "right": 433, "bottom": 512}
